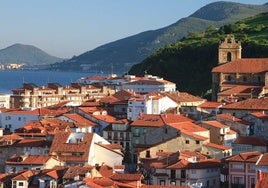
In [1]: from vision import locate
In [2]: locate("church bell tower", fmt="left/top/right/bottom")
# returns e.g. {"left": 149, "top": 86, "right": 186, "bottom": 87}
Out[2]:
{"left": 218, "top": 34, "right": 242, "bottom": 64}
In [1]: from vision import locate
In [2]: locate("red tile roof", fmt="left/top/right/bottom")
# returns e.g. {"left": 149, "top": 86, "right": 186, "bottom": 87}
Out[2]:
{"left": 110, "top": 173, "right": 144, "bottom": 181}
{"left": 63, "top": 113, "right": 97, "bottom": 127}
{"left": 49, "top": 132, "right": 93, "bottom": 163}
{"left": 198, "top": 101, "right": 222, "bottom": 108}
{"left": 141, "top": 185, "right": 187, "bottom": 188}
{"left": 179, "top": 151, "right": 208, "bottom": 161}
{"left": 167, "top": 158, "right": 221, "bottom": 169}
{"left": 93, "top": 177, "right": 115, "bottom": 187}
{"left": 202, "top": 120, "right": 228, "bottom": 129}
{"left": 220, "top": 97, "right": 268, "bottom": 110}
{"left": 97, "top": 164, "right": 114, "bottom": 177}
{"left": 217, "top": 85, "right": 262, "bottom": 96}
{"left": 216, "top": 113, "right": 250, "bottom": 125}
{"left": 256, "top": 153, "right": 268, "bottom": 166}
{"left": 204, "top": 142, "right": 232, "bottom": 150}
{"left": 12, "top": 170, "right": 35, "bottom": 181}
{"left": 255, "top": 172, "right": 268, "bottom": 188}
{"left": 234, "top": 136, "right": 268, "bottom": 146}
{"left": 251, "top": 112, "right": 268, "bottom": 121}
{"left": 170, "top": 122, "right": 208, "bottom": 133}
{"left": 225, "top": 151, "right": 260, "bottom": 163}
{"left": 212, "top": 58, "right": 268, "bottom": 73}
{"left": 5, "top": 155, "right": 56, "bottom": 165}
{"left": 164, "top": 91, "right": 205, "bottom": 103}
{"left": 13, "top": 139, "right": 50, "bottom": 147}
{"left": 62, "top": 165, "right": 93, "bottom": 179}
{"left": 131, "top": 113, "right": 193, "bottom": 127}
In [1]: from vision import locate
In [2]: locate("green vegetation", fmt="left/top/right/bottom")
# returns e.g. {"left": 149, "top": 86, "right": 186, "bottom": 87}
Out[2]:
{"left": 129, "top": 12, "right": 268, "bottom": 99}
{"left": 51, "top": 2, "right": 268, "bottom": 73}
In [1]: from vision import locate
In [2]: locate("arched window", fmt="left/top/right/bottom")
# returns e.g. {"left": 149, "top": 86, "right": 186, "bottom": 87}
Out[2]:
{"left": 227, "top": 52, "right": 232, "bottom": 62}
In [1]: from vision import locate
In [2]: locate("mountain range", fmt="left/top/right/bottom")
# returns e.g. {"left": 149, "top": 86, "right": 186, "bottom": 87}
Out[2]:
{"left": 129, "top": 12, "right": 268, "bottom": 98}
{"left": 0, "top": 43, "right": 63, "bottom": 66}
{"left": 50, "top": 1, "right": 268, "bottom": 73}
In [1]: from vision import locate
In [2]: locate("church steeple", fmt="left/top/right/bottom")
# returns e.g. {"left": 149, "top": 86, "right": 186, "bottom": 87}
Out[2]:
{"left": 218, "top": 34, "right": 241, "bottom": 65}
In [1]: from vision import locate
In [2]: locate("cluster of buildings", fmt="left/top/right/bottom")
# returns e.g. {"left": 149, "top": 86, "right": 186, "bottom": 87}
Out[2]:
{"left": 0, "top": 63, "right": 25, "bottom": 70}
{"left": 0, "top": 35, "right": 267, "bottom": 188}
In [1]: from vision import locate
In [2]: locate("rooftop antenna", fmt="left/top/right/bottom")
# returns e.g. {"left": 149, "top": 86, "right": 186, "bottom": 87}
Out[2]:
{"left": 111, "top": 63, "right": 114, "bottom": 75}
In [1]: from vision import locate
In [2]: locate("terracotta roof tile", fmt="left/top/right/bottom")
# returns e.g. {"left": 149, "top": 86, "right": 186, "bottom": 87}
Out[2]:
{"left": 198, "top": 101, "right": 222, "bottom": 108}
{"left": 164, "top": 91, "right": 205, "bottom": 103}
{"left": 255, "top": 172, "right": 268, "bottom": 188}
{"left": 63, "top": 113, "right": 97, "bottom": 127}
{"left": 12, "top": 170, "right": 35, "bottom": 181}
{"left": 179, "top": 151, "right": 208, "bottom": 161}
{"left": 97, "top": 164, "right": 114, "bottom": 177}
{"left": 225, "top": 151, "right": 260, "bottom": 162}
{"left": 49, "top": 132, "right": 93, "bottom": 163}
{"left": 110, "top": 173, "right": 144, "bottom": 181}
{"left": 131, "top": 113, "right": 193, "bottom": 127}
{"left": 202, "top": 120, "right": 228, "bottom": 129}
{"left": 63, "top": 165, "right": 93, "bottom": 179}
{"left": 257, "top": 153, "right": 268, "bottom": 166}
{"left": 212, "top": 58, "right": 268, "bottom": 73}
{"left": 93, "top": 177, "right": 115, "bottom": 187}
{"left": 167, "top": 158, "right": 221, "bottom": 169}
{"left": 216, "top": 113, "right": 250, "bottom": 125}
{"left": 5, "top": 155, "right": 55, "bottom": 165}
{"left": 220, "top": 97, "right": 268, "bottom": 110}
{"left": 204, "top": 142, "right": 232, "bottom": 150}
{"left": 251, "top": 112, "right": 268, "bottom": 121}
{"left": 218, "top": 85, "right": 262, "bottom": 96}
{"left": 234, "top": 136, "right": 268, "bottom": 146}
{"left": 170, "top": 122, "right": 208, "bottom": 133}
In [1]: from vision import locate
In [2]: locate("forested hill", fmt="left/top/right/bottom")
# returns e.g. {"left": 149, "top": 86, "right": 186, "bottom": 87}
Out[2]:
{"left": 51, "top": 1, "right": 268, "bottom": 73}
{"left": 128, "top": 12, "right": 268, "bottom": 98}
{"left": 0, "top": 43, "right": 63, "bottom": 66}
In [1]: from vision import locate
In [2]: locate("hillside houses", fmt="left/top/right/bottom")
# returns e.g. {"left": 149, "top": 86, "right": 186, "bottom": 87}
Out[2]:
{"left": 1, "top": 35, "right": 268, "bottom": 187}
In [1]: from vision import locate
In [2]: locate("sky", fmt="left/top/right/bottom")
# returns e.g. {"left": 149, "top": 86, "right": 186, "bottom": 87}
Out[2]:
{"left": 0, "top": 0, "right": 267, "bottom": 58}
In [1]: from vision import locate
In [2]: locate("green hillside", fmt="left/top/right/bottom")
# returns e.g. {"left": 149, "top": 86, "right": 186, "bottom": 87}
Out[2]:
{"left": 0, "top": 43, "right": 63, "bottom": 66}
{"left": 128, "top": 12, "right": 268, "bottom": 98}
{"left": 51, "top": 1, "right": 268, "bottom": 73}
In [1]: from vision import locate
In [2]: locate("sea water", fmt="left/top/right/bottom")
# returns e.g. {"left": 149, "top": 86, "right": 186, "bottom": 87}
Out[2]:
{"left": 0, "top": 70, "right": 91, "bottom": 94}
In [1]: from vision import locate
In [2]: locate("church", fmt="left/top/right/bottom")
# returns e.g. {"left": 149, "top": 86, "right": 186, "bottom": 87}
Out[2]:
{"left": 211, "top": 34, "right": 268, "bottom": 102}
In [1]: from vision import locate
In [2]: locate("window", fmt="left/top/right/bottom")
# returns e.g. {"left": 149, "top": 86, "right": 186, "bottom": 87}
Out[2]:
{"left": 191, "top": 169, "right": 196, "bottom": 174}
{"left": 196, "top": 140, "right": 200, "bottom": 144}
{"left": 19, "top": 182, "right": 24, "bottom": 186}
{"left": 159, "top": 180, "right": 165, "bottom": 185}
{"left": 250, "top": 178, "right": 255, "bottom": 188}
{"left": 207, "top": 180, "right": 210, "bottom": 187}
{"left": 233, "top": 164, "right": 243, "bottom": 169}
{"left": 134, "top": 128, "right": 140, "bottom": 137}
{"left": 227, "top": 52, "right": 232, "bottom": 62}
{"left": 181, "top": 170, "right": 186, "bottom": 178}
{"left": 146, "top": 150, "right": 150, "bottom": 158}
{"left": 243, "top": 76, "right": 247, "bottom": 82}
{"left": 170, "top": 170, "right": 176, "bottom": 179}
{"left": 227, "top": 75, "right": 231, "bottom": 81}
{"left": 234, "top": 177, "right": 243, "bottom": 184}
{"left": 185, "top": 140, "right": 189, "bottom": 144}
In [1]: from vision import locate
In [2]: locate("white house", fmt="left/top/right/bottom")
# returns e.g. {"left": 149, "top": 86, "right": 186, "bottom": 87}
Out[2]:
{"left": 122, "top": 75, "right": 176, "bottom": 94}
{"left": 0, "top": 94, "right": 10, "bottom": 108}
{"left": 127, "top": 92, "right": 178, "bottom": 121}
{"left": 5, "top": 155, "right": 62, "bottom": 173}
{"left": 49, "top": 132, "right": 123, "bottom": 167}
{"left": 0, "top": 109, "right": 40, "bottom": 133}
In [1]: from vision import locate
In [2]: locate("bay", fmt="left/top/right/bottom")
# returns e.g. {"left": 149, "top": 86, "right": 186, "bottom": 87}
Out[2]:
{"left": 0, "top": 70, "right": 91, "bottom": 94}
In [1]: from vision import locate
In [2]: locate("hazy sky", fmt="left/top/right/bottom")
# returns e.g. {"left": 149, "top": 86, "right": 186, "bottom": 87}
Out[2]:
{"left": 0, "top": 0, "right": 267, "bottom": 58}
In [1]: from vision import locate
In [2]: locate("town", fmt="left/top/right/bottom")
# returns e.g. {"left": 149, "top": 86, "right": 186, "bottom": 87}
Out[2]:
{"left": 0, "top": 35, "right": 267, "bottom": 188}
